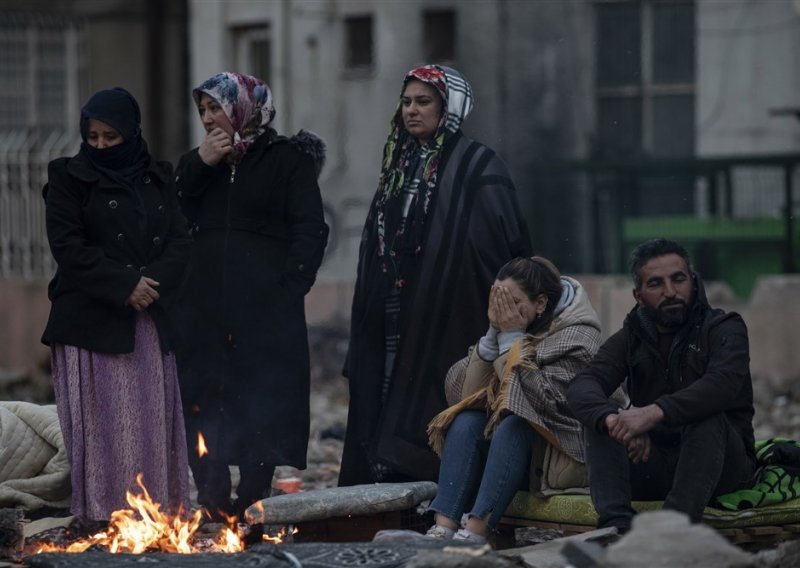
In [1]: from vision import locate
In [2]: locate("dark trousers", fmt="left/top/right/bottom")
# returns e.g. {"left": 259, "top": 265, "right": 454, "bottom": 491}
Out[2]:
{"left": 584, "top": 412, "right": 755, "bottom": 531}
{"left": 190, "top": 456, "right": 275, "bottom": 518}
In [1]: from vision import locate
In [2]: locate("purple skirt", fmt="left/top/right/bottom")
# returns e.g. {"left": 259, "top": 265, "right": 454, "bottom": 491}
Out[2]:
{"left": 51, "top": 313, "right": 190, "bottom": 521}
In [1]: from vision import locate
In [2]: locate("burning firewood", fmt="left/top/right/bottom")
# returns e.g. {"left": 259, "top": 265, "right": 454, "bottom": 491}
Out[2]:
{"left": 26, "top": 474, "right": 244, "bottom": 555}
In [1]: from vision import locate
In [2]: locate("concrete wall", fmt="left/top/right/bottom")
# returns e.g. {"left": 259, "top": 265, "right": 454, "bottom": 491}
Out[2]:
{"left": 0, "top": 280, "right": 52, "bottom": 378}
{"left": 696, "top": 0, "right": 800, "bottom": 155}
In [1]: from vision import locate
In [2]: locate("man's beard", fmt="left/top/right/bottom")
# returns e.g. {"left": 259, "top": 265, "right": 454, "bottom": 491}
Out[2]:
{"left": 645, "top": 299, "right": 689, "bottom": 329}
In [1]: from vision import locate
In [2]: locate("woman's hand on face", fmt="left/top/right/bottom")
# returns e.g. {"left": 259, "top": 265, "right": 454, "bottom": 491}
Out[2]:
{"left": 198, "top": 127, "right": 233, "bottom": 166}
{"left": 490, "top": 285, "right": 527, "bottom": 332}
{"left": 487, "top": 285, "right": 500, "bottom": 329}
{"left": 125, "top": 276, "right": 160, "bottom": 312}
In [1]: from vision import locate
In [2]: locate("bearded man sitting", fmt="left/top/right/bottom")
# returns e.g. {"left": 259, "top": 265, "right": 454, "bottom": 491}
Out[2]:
{"left": 567, "top": 238, "right": 756, "bottom": 534}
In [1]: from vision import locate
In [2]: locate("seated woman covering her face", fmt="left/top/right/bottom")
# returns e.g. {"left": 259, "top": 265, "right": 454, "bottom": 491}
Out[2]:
{"left": 42, "top": 88, "right": 192, "bottom": 521}
{"left": 425, "top": 257, "right": 601, "bottom": 544}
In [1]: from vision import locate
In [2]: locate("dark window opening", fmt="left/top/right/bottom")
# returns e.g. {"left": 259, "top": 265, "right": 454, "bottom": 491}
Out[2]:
{"left": 345, "top": 15, "right": 373, "bottom": 69}
{"left": 423, "top": 9, "right": 456, "bottom": 62}
{"left": 594, "top": 0, "right": 696, "bottom": 160}
{"left": 596, "top": 2, "right": 641, "bottom": 88}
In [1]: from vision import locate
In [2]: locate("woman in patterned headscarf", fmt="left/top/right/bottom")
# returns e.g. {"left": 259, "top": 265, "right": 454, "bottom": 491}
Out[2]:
{"left": 340, "top": 65, "right": 532, "bottom": 486}
{"left": 175, "top": 72, "right": 328, "bottom": 519}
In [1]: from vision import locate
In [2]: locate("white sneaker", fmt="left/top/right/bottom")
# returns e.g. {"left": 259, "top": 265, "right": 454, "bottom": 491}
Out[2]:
{"left": 453, "top": 528, "right": 487, "bottom": 545}
{"left": 424, "top": 524, "right": 455, "bottom": 539}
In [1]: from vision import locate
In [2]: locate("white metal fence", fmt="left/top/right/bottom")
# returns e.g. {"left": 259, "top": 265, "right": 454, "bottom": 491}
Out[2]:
{"left": 0, "top": 13, "right": 87, "bottom": 280}
{"left": 0, "top": 131, "right": 79, "bottom": 280}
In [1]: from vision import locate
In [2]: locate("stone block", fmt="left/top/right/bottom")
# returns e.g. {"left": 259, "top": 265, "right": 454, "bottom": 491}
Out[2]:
{"left": 744, "top": 275, "right": 800, "bottom": 392}
{"left": 244, "top": 481, "right": 437, "bottom": 525}
{"left": 606, "top": 510, "right": 755, "bottom": 568}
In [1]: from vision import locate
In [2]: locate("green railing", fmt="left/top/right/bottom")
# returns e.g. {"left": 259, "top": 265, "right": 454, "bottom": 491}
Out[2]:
{"left": 527, "top": 154, "right": 800, "bottom": 298}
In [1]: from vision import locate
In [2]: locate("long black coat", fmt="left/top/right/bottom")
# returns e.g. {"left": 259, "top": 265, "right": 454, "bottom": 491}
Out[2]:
{"left": 175, "top": 130, "right": 328, "bottom": 468}
{"left": 340, "top": 132, "right": 532, "bottom": 485}
{"left": 42, "top": 152, "right": 191, "bottom": 353}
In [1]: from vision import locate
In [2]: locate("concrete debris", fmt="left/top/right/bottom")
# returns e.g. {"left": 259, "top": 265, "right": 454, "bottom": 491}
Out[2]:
{"left": 606, "top": 510, "right": 755, "bottom": 568}
{"left": 755, "top": 538, "right": 800, "bottom": 568}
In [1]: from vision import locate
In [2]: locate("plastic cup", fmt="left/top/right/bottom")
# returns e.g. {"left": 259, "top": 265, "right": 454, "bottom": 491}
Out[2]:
{"left": 275, "top": 477, "right": 302, "bottom": 494}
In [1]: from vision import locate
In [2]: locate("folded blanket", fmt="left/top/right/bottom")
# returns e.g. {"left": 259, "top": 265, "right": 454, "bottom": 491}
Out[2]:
{"left": 715, "top": 438, "right": 800, "bottom": 511}
{"left": 0, "top": 401, "right": 71, "bottom": 510}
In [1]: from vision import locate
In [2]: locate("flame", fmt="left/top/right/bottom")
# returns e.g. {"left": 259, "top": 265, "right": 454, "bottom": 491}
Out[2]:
{"left": 35, "top": 473, "right": 243, "bottom": 554}
{"left": 197, "top": 432, "right": 208, "bottom": 458}
{"left": 262, "top": 526, "right": 298, "bottom": 544}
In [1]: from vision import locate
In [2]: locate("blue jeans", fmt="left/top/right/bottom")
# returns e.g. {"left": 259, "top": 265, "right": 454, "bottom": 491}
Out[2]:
{"left": 585, "top": 412, "right": 755, "bottom": 531}
{"left": 429, "top": 410, "right": 536, "bottom": 529}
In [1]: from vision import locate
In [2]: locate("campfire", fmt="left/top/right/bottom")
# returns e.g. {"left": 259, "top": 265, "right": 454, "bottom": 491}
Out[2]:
{"left": 31, "top": 473, "right": 295, "bottom": 555}
{"left": 29, "top": 429, "right": 300, "bottom": 557}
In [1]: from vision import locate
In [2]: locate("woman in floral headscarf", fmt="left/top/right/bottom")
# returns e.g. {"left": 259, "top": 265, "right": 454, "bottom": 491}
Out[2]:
{"left": 339, "top": 65, "right": 532, "bottom": 486}
{"left": 175, "top": 72, "right": 328, "bottom": 518}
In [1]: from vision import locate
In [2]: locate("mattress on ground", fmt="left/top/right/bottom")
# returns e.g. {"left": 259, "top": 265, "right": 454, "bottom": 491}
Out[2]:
{"left": 503, "top": 491, "right": 800, "bottom": 529}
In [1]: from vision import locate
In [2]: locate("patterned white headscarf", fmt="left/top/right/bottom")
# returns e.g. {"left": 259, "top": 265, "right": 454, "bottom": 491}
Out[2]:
{"left": 192, "top": 72, "right": 275, "bottom": 164}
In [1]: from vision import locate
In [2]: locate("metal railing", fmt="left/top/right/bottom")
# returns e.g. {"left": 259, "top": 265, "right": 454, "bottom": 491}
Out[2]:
{"left": 527, "top": 154, "right": 800, "bottom": 297}
{"left": 0, "top": 130, "right": 79, "bottom": 280}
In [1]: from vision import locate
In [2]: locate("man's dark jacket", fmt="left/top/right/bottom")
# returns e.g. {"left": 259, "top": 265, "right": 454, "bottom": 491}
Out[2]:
{"left": 567, "top": 274, "right": 756, "bottom": 464}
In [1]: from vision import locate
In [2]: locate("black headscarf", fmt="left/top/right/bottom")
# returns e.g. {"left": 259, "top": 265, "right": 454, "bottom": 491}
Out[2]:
{"left": 79, "top": 87, "right": 150, "bottom": 189}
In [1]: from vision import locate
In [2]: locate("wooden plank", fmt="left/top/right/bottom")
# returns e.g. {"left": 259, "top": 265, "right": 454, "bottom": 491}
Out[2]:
{"left": 714, "top": 528, "right": 742, "bottom": 539}
{"left": 499, "top": 516, "right": 800, "bottom": 548}
{"left": 744, "top": 525, "right": 784, "bottom": 536}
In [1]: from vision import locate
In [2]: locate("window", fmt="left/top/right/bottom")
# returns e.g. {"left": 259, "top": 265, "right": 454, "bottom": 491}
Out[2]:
{"left": 423, "top": 9, "right": 456, "bottom": 63}
{"left": 594, "top": 0, "right": 695, "bottom": 160}
{"left": 0, "top": 14, "right": 86, "bottom": 279}
{"left": 0, "top": 13, "right": 87, "bottom": 134}
{"left": 232, "top": 24, "right": 272, "bottom": 85}
{"left": 344, "top": 15, "right": 373, "bottom": 69}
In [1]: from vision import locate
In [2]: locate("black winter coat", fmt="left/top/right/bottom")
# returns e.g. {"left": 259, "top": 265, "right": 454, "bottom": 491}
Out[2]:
{"left": 567, "top": 275, "right": 756, "bottom": 464}
{"left": 175, "top": 130, "right": 328, "bottom": 468}
{"left": 42, "top": 151, "right": 191, "bottom": 353}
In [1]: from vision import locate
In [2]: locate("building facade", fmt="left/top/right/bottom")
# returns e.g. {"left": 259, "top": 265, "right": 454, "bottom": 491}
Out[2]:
{"left": 186, "top": 0, "right": 800, "bottom": 283}
{"left": 1, "top": 0, "right": 799, "bottom": 374}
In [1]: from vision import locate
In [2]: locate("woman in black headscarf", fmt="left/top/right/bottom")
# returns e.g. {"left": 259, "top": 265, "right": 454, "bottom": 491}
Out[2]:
{"left": 42, "top": 88, "right": 191, "bottom": 521}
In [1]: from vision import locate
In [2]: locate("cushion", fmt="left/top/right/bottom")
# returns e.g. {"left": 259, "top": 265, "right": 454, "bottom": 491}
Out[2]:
{"left": 528, "top": 436, "right": 589, "bottom": 496}
{"left": 503, "top": 492, "right": 800, "bottom": 529}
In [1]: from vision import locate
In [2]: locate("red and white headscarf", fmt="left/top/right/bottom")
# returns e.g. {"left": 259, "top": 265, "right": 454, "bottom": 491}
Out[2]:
{"left": 193, "top": 72, "right": 276, "bottom": 164}
{"left": 372, "top": 65, "right": 475, "bottom": 266}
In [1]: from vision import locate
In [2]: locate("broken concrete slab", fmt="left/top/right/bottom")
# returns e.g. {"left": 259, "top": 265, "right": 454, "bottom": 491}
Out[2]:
{"left": 406, "top": 543, "right": 519, "bottom": 568}
{"left": 498, "top": 526, "right": 617, "bottom": 568}
{"left": 606, "top": 510, "right": 755, "bottom": 568}
{"left": 372, "top": 529, "right": 429, "bottom": 543}
{"left": 244, "top": 481, "right": 437, "bottom": 525}
{"left": 513, "top": 527, "right": 563, "bottom": 547}
{"left": 755, "top": 538, "right": 800, "bottom": 568}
